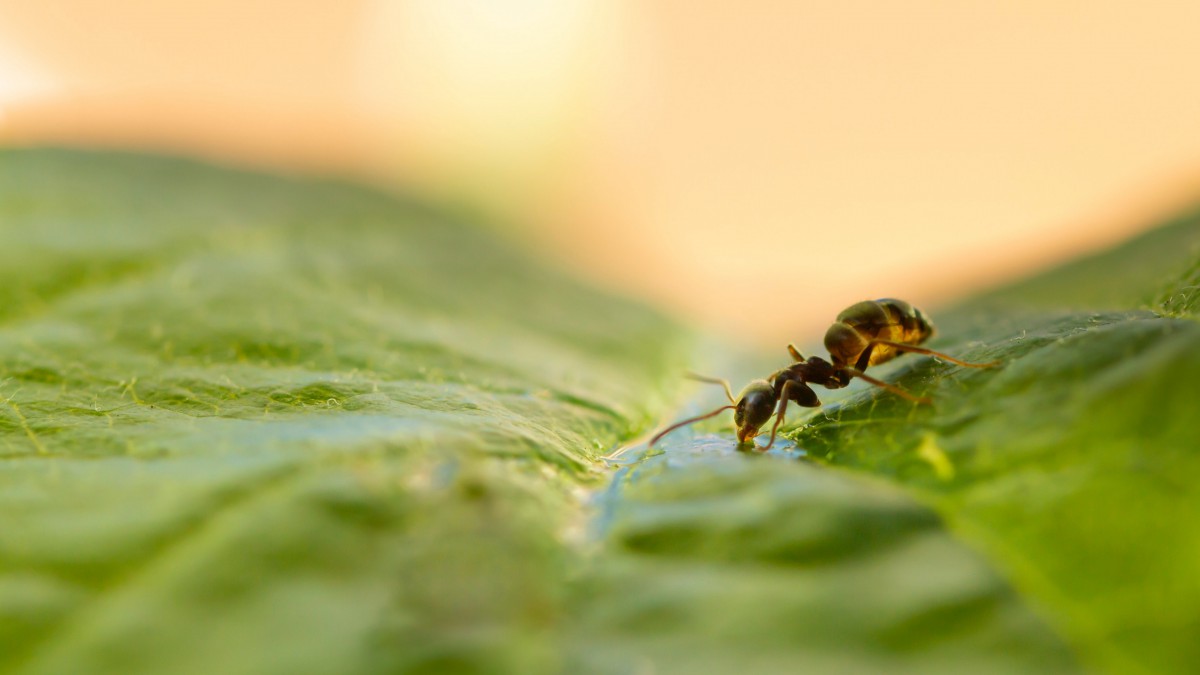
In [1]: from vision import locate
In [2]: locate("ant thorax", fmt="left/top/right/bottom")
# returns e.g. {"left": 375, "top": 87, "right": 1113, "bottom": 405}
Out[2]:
{"left": 782, "top": 356, "right": 850, "bottom": 390}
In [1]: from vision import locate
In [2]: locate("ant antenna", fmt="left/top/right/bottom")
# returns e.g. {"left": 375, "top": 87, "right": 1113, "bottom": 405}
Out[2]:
{"left": 685, "top": 372, "right": 735, "bottom": 403}
{"left": 648, "top": 405, "right": 736, "bottom": 447}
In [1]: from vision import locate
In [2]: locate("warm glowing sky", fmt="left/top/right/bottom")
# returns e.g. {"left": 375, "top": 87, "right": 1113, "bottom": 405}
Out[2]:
{"left": 2, "top": 1, "right": 1199, "bottom": 345}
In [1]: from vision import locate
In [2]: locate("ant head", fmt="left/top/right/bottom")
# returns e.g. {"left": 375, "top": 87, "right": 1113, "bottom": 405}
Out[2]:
{"left": 733, "top": 379, "right": 775, "bottom": 444}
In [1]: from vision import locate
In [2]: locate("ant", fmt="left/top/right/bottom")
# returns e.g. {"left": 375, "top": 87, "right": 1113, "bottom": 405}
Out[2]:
{"left": 648, "top": 299, "right": 999, "bottom": 451}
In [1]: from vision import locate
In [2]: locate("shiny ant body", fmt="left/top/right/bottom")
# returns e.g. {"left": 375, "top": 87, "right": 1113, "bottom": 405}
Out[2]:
{"left": 649, "top": 299, "right": 999, "bottom": 451}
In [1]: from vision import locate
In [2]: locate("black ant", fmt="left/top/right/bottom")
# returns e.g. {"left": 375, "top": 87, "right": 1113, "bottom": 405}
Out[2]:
{"left": 648, "top": 299, "right": 999, "bottom": 451}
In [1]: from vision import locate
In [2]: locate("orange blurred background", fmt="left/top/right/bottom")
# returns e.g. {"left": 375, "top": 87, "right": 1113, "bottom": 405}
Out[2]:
{"left": 3, "top": 1, "right": 1200, "bottom": 345}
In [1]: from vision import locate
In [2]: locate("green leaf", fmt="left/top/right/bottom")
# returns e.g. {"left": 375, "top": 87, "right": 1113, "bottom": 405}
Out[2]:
{"left": 579, "top": 440, "right": 1079, "bottom": 674}
{"left": 966, "top": 206, "right": 1200, "bottom": 311}
{"left": 0, "top": 149, "right": 688, "bottom": 675}
{"left": 5, "top": 147, "right": 1198, "bottom": 675}
{"left": 593, "top": 207, "right": 1200, "bottom": 675}
{"left": 784, "top": 212, "right": 1200, "bottom": 674}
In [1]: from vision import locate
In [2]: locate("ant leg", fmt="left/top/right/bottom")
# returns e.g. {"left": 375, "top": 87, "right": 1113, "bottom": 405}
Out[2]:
{"left": 649, "top": 405, "right": 737, "bottom": 447}
{"left": 854, "top": 342, "right": 876, "bottom": 372}
{"left": 762, "top": 381, "right": 820, "bottom": 450}
{"left": 867, "top": 340, "right": 999, "bottom": 368}
{"left": 787, "top": 344, "right": 805, "bottom": 362}
{"left": 843, "top": 367, "right": 932, "bottom": 404}
{"left": 761, "top": 381, "right": 795, "bottom": 451}
{"left": 685, "top": 372, "right": 736, "bottom": 403}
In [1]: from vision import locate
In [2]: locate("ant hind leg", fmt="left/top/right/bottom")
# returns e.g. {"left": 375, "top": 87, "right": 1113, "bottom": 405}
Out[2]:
{"left": 868, "top": 340, "right": 999, "bottom": 368}
{"left": 843, "top": 367, "right": 932, "bottom": 405}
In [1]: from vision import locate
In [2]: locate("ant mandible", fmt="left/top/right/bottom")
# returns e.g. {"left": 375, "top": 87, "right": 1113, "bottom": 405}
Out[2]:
{"left": 648, "top": 298, "right": 999, "bottom": 451}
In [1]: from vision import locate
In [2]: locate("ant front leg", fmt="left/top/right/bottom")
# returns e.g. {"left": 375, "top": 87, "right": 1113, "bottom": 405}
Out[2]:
{"left": 761, "top": 379, "right": 820, "bottom": 451}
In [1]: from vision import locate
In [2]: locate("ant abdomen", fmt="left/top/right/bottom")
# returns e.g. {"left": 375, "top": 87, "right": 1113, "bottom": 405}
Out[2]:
{"left": 826, "top": 299, "right": 935, "bottom": 369}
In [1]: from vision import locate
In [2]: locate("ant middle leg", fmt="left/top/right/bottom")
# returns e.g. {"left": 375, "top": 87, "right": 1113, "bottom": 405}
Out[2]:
{"left": 866, "top": 339, "right": 1000, "bottom": 368}
{"left": 853, "top": 342, "right": 877, "bottom": 372}
{"left": 787, "top": 344, "right": 805, "bottom": 362}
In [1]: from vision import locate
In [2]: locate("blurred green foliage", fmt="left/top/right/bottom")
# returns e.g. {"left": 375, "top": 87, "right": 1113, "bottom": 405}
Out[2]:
{"left": 0, "top": 149, "right": 687, "bottom": 675}
{"left": 0, "top": 149, "right": 1196, "bottom": 674}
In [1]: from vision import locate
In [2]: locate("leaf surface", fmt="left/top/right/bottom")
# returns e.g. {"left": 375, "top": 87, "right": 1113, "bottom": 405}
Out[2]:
{"left": 786, "top": 211, "right": 1200, "bottom": 674}
{"left": 3, "top": 148, "right": 1197, "bottom": 675}
{"left": 0, "top": 149, "right": 686, "bottom": 675}
{"left": 598, "top": 204, "right": 1200, "bottom": 675}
